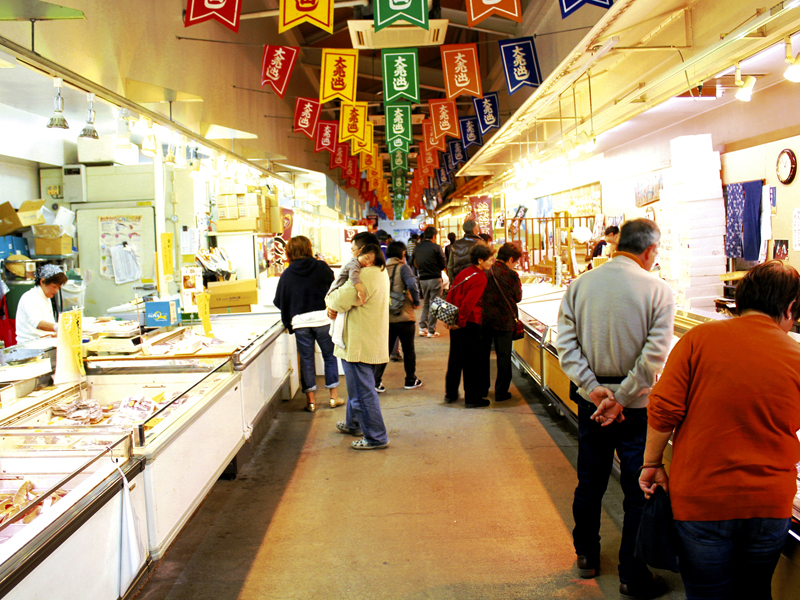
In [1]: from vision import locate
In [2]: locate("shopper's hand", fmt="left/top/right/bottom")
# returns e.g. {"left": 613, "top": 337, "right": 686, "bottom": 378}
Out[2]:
{"left": 588, "top": 385, "right": 615, "bottom": 406}
{"left": 327, "top": 308, "right": 338, "bottom": 320}
{"left": 590, "top": 398, "right": 624, "bottom": 426}
{"left": 446, "top": 323, "right": 460, "bottom": 330}
{"left": 639, "top": 467, "right": 669, "bottom": 498}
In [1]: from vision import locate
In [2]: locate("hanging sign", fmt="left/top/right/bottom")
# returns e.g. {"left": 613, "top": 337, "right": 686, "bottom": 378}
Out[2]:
{"left": 421, "top": 144, "right": 438, "bottom": 171}
{"left": 390, "top": 148, "right": 409, "bottom": 171}
{"left": 315, "top": 120, "right": 338, "bottom": 153}
{"left": 345, "top": 154, "right": 360, "bottom": 181}
{"left": 428, "top": 99, "right": 460, "bottom": 141}
{"left": 382, "top": 48, "right": 420, "bottom": 103}
{"left": 184, "top": 0, "right": 241, "bottom": 32}
{"left": 448, "top": 139, "right": 465, "bottom": 166}
{"left": 338, "top": 101, "right": 369, "bottom": 144}
{"left": 559, "top": 0, "right": 612, "bottom": 19}
{"left": 440, "top": 168, "right": 452, "bottom": 185}
{"left": 374, "top": 0, "right": 428, "bottom": 32}
{"left": 469, "top": 196, "right": 493, "bottom": 236}
{"left": 360, "top": 144, "right": 376, "bottom": 172}
{"left": 261, "top": 45, "right": 299, "bottom": 99}
{"left": 443, "top": 151, "right": 455, "bottom": 173}
{"left": 472, "top": 91, "right": 501, "bottom": 136}
{"left": 359, "top": 178, "right": 370, "bottom": 196}
{"left": 389, "top": 137, "right": 410, "bottom": 153}
{"left": 499, "top": 37, "right": 543, "bottom": 95}
{"left": 385, "top": 101, "right": 413, "bottom": 144}
{"left": 279, "top": 0, "right": 334, "bottom": 34}
{"left": 459, "top": 115, "right": 482, "bottom": 148}
{"left": 332, "top": 141, "right": 349, "bottom": 169}
{"left": 393, "top": 173, "right": 406, "bottom": 192}
{"left": 351, "top": 121, "right": 373, "bottom": 155}
{"left": 422, "top": 118, "right": 447, "bottom": 152}
{"left": 320, "top": 49, "right": 359, "bottom": 103}
{"left": 294, "top": 97, "right": 321, "bottom": 139}
{"left": 466, "top": 0, "right": 521, "bottom": 27}
{"left": 440, "top": 44, "right": 483, "bottom": 99}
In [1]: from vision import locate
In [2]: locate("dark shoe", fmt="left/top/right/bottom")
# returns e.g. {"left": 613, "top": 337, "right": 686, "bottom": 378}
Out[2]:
{"left": 465, "top": 399, "right": 490, "bottom": 408}
{"left": 619, "top": 574, "right": 668, "bottom": 600}
{"left": 390, "top": 353, "right": 402, "bottom": 362}
{"left": 375, "top": 383, "right": 386, "bottom": 393}
{"left": 495, "top": 392, "right": 512, "bottom": 402}
{"left": 444, "top": 395, "right": 458, "bottom": 404}
{"left": 404, "top": 379, "right": 423, "bottom": 390}
{"left": 577, "top": 555, "right": 599, "bottom": 579}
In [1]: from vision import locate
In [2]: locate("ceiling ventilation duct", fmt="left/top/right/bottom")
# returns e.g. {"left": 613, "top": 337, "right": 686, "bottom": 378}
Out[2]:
{"left": 348, "top": 19, "right": 448, "bottom": 49}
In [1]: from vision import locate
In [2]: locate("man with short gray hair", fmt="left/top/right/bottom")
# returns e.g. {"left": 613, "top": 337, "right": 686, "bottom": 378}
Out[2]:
{"left": 556, "top": 218, "right": 675, "bottom": 600}
{"left": 446, "top": 220, "right": 483, "bottom": 282}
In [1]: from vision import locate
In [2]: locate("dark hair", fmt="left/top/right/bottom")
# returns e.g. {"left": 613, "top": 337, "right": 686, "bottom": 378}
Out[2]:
{"left": 604, "top": 225, "right": 620, "bottom": 236}
{"left": 422, "top": 226, "right": 437, "bottom": 240}
{"left": 286, "top": 236, "right": 313, "bottom": 262}
{"left": 497, "top": 242, "right": 522, "bottom": 263}
{"left": 410, "top": 233, "right": 419, "bottom": 240}
{"left": 40, "top": 272, "right": 68, "bottom": 286}
{"left": 386, "top": 241, "right": 406, "bottom": 259}
{"left": 377, "top": 229, "right": 389, "bottom": 242}
{"left": 359, "top": 243, "right": 386, "bottom": 270}
{"left": 617, "top": 219, "right": 660, "bottom": 255}
{"left": 448, "top": 232, "right": 457, "bottom": 243}
{"left": 353, "top": 231, "right": 380, "bottom": 249}
{"left": 470, "top": 243, "right": 495, "bottom": 265}
{"left": 736, "top": 261, "right": 800, "bottom": 322}
{"left": 463, "top": 219, "right": 477, "bottom": 234}
{"left": 478, "top": 233, "right": 492, "bottom": 243}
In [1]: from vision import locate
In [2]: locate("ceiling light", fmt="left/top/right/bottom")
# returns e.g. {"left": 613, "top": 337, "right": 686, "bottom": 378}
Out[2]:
{"left": 578, "top": 131, "right": 596, "bottom": 153}
{"left": 164, "top": 146, "right": 176, "bottom": 165}
{"left": 736, "top": 76, "right": 756, "bottom": 101}
{"left": 188, "top": 149, "right": 202, "bottom": 179}
{"left": 46, "top": 78, "right": 68, "bottom": 129}
{"left": 141, "top": 119, "right": 157, "bottom": 157}
{"left": 79, "top": 93, "right": 99, "bottom": 140}
{"left": 784, "top": 37, "right": 800, "bottom": 82}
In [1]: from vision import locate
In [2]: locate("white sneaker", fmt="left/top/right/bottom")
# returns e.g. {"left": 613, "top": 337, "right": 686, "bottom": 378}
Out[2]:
{"left": 427, "top": 331, "right": 440, "bottom": 338}
{"left": 418, "top": 329, "right": 427, "bottom": 337}
{"left": 375, "top": 383, "right": 386, "bottom": 393}
{"left": 404, "top": 379, "right": 423, "bottom": 390}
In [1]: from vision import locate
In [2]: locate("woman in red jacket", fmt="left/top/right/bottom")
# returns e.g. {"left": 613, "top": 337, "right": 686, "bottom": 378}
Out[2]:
{"left": 444, "top": 243, "right": 495, "bottom": 408}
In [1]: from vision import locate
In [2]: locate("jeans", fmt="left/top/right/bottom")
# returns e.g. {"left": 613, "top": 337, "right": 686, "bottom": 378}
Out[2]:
{"left": 294, "top": 325, "right": 339, "bottom": 393}
{"left": 572, "top": 394, "right": 651, "bottom": 585}
{"left": 418, "top": 278, "right": 443, "bottom": 333}
{"left": 374, "top": 321, "right": 417, "bottom": 386}
{"left": 341, "top": 360, "right": 389, "bottom": 445}
{"left": 445, "top": 322, "right": 484, "bottom": 402}
{"left": 479, "top": 325, "right": 514, "bottom": 397}
{"left": 675, "top": 518, "right": 790, "bottom": 600}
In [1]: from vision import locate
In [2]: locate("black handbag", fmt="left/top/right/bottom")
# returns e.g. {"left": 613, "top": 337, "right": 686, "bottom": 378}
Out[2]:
{"left": 389, "top": 264, "right": 407, "bottom": 316}
{"left": 490, "top": 269, "right": 524, "bottom": 340}
{"left": 429, "top": 272, "right": 478, "bottom": 326}
{"left": 634, "top": 486, "right": 680, "bottom": 572}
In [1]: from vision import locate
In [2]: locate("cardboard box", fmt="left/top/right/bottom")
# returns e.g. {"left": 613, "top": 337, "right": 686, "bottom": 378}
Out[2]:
{"left": 145, "top": 299, "right": 181, "bottom": 327}
{"left": 34, "top": 235, "right": 71, "bottom": 256}
{"left": 269, "top": 207, "right": 283, "bottom": 233}
{"left": 32, "top": 224, "right": 65, "bottom": 239}
{"left": 210, "top": 305, "right": 252, "bottom": 314}
{"left": 216, "top": 218, "right": 260, "bottom": 232}
{"left": 0, "top": 237, "right": 11, "bottom": 260}
{"left": 268, "top": 192, "right": 279, "bottom": 208}
{"left": 10, "top": 236, "right": 28, "bottom": 256}
{"left": 0, "top": 200, "right": 46, "bottom": 236}
{"left": 218, "top": 207, "right": 231, "bottom": 219}
{"left": 208, "top": 279, "right": 258, "bottom": 308}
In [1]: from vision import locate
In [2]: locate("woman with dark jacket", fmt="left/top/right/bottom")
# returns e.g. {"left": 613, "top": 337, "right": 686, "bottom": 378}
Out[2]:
{"left": 443, "top": 243, "right": 495, "bottom": 408}
{"left": 273, "top": 236, "right": 343, "bottom": 413}
{"left": 374, "top": 242, "right": 422, "bottom": 392}
{"left": 479, "top": 243, "right": 523, "bottom": 402}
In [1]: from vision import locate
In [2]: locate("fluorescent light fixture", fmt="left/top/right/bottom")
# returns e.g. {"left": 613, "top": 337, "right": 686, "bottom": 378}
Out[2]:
{"left": 79, "top": 93, "right": 99, "bottom": 139}
{"left": 46, "top": 78, "right": 68, "bottom": 129}
{"left": 578, "top": 132, "right": 596, "bottom": 153}
{"left": 141, "top": 119, "right": 157, "bottom": 157}
{"left": 784, "top": 37, "right": 800, "bottom": 82}
{"left": 736, "top": 76, "right": 756, "bottom": 101}
{"left": 565, "top": 139, "right": 580, "bottom": 160}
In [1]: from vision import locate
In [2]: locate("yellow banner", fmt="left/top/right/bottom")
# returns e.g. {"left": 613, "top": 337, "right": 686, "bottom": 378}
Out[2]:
{"left": 61, "top": 310, "right": 84, "bottom": 376}
{"left": 160, "top": 232, "right": 174, "bottom": 282}
{"left": 338, "top": 101, "right": 368, "bottom": 145}
{"left": 351, "top": 120, "right": 374, "bottom": 156}
{"left": 196, "top": 292, "right": 213, "bottom": 338}
{"left": 320, "top": 49, "right": 359, "bottom": 103}
{"left": 279, "top": 0, "right": 334, "bottom": 34}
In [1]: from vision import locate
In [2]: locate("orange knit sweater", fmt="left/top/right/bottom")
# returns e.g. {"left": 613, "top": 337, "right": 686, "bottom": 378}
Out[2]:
{"left": 648, "top": 314, "right": 800, "bottom": 521}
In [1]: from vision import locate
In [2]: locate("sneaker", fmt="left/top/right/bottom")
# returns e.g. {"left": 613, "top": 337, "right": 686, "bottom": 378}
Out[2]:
{"left": 418, "top": 329, "right": 427, "bottom": 337}
{"left": 404, "top": 379, "right": 423, "bottom": 390}
{"left": 375, "top": 383, "right": 386, "bottom": 393}
{"left": 427, "top": 331, "right": 440, "bottom": 338}
{"left": 351, "top": 437, "right": 389, "bottom": 450}
{"left": 619, "top": 574, "right": 668, "bottom": 600}
{"left": 465, "top": 399, "right": 490, "bottom": 408}
{"left": 336, "top": 420, "right": 362, "bottom": 436}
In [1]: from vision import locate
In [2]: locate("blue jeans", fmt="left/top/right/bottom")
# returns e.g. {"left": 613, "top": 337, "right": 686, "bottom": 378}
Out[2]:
{"left": 572, "top": 394, "right": 651, "bottom": 585}
{"left": 675, "top": 518, "right": 790, "bottom": 600}
{"left": 294, "top": 325, "right": 339, "bottom": 393}
{"left": 341, "top": 360, "right": 388, "bottom": 445}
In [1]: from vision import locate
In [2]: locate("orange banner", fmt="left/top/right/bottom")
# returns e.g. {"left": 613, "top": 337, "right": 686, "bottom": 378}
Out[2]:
{"left": 440, "top": 43, "right": 483, "bottom": 99}
{"left": 320, "top": 49, "right": 359, "bottom": 103}
{"left": 422, "top": 118, "right": 447, "bottom": 152}
{"left": 428, "top": 100, "right": 460, "bottom": 141}
{"left": 466, "top": 0, "right": 521, "bottom": 27}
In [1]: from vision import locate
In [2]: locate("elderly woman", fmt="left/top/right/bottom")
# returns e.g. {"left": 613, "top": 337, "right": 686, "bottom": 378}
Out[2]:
{"left": 273, "top": 236, "right": 342, "bottom": 413}
{"left": 15, "top": 264, "right": 68, "bottom": 344}
{"left": 640, "top": 261, "right": 800, "bottom": 600}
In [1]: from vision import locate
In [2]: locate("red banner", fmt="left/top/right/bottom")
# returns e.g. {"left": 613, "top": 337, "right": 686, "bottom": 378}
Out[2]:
{"left": 315, "top": 120, "right": 338, "bottom": 153}
{"left": 466, "top": 0, "right": 521, "bottom": 27}
{"left": 469, "top": 196, "right": 492, "bottom": 236}
{"left": 345, "top": 155, "right": 359, "bottom": 188}
{"left": 428, "top": 99, "right": 460, "bottom": 141}
{"left": 261, "top": 46, "right": 299, "bottom": 99}
{"left": 440, "top": 44, "right": 483, "bottom": 99}
{"left": 333, "top": 141, "right": 349, "bottom": 169}
{"left": 184, "top": 0, "right": 241, "bottom": 32}
{"left": 422, "top": 119, "right": 447, "bottom": 152}
{"left": 280, "top": 208, "right": 294, "bottom": 242}
{"left": 293, "top": 97, "right": 321, "bottom": 140}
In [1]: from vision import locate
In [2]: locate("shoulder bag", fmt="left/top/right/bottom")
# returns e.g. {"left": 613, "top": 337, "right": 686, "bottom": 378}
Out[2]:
{"left": 389, "top": 264, "right": 407, "bottom": 316}
{"left": 429, "top": 272, "right": 478, "bottom": 327}
{"left": 491, "top": 269, "right": 524, "bottom": 340}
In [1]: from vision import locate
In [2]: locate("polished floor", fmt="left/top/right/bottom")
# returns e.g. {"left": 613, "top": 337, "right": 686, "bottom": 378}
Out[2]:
{"left": 136, "top": 327, "right": 685, "bottom": 600}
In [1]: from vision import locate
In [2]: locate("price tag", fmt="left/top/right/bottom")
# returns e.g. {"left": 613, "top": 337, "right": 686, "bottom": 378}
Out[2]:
{"left": 160, "top": 232, "right": 174, "bottom": 282}
{"left": 196, "top": 292, "right": 213, "bottom": 338}
{"left": 61, "top": 310, "right": 84, "bottom": 376}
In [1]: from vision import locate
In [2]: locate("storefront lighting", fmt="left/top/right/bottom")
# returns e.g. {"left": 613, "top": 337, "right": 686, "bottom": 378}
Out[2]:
{"left": 0, "top": 50, "right": 17, "bottom": 69}
{"left": 174, "top": 144, "right": 188, "bottom": 169}
{"left": 734, "top": 64, "right": 756, "bottom": 101}
{"left": 141, "top": 120, "right": 158, "bottom": 157}
{"left": 578, "top": 132, "right": 596, "bottom": 153}
{"left": 188, "top": 148, "right": 202, "bottom": 179}
{"left": 46, "top": 78, "right": 68, "bottom": 130}
{"left": 784, "top": 37, "right": 800, "bottom": 82}
{"left": 78, "top": 93, "right": 99, "bottom": 140}
{"left": 116, "top": 108, "right": 132, "bottom": 146}
{"left": 565, "top": 139, "right": 580, "bottom": 161}
{"left": 164, "top": 145, "right": 176, "bottom": 165}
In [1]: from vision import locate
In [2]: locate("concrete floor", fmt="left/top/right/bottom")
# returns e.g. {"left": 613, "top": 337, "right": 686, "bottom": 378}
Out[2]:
{"left": 135, "top": 327, "right": 685, "bottom": 600}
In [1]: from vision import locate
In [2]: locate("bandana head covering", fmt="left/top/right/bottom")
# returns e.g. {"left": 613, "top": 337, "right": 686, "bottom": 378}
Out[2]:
{"left": 38, "top": 264, "right": 65, "bottom": 281}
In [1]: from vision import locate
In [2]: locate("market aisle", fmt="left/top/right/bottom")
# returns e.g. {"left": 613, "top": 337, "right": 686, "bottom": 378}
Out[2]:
{"left": 136, "top": 326, "right": 683, "bottom": 600}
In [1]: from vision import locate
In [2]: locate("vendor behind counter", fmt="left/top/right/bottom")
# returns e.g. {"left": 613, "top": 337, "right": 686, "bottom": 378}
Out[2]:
{"left": 15, "top": 265, "right": 68, "bottom": 344}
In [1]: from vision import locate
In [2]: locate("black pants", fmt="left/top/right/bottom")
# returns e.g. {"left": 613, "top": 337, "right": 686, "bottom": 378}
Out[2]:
{"left": 479, "top": 325, "right": 514, "bottom": 398}
{"left": 374, "top": 321, "right": 417, "bottom": 386}
{"left": 445, "top": 321, "right": 484, "bottom": 402}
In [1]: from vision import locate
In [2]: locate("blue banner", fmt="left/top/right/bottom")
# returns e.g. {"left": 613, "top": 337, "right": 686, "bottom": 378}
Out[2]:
{"left": 559, "top": 0, "right": 612, "bottom": 20}
{"left": 443, "top": 152, "right": 455, "bottom": 173}
{"left": 459, "top": 116, "right": 482, "bottom": 149}
{"left": 498, "top": 37, "right": 542, "bottom": 95}
{"left": 472, "top": 91, "right": 501, "bottom": 136}
{"left": 448, "top": 139, "right": 465, "bottom": 166}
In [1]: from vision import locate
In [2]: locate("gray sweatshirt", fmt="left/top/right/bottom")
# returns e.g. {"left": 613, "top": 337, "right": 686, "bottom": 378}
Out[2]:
{"left": 555, "top": 254, "right": 676, "bottom": 408}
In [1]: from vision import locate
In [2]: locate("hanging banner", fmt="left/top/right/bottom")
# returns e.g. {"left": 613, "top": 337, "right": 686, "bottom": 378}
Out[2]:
{"left": 466, "top": 0, "right": 521, "bottom": 27}
{"left": 345, "top": 154, "right": 360, "bottom": 181}
{"left": 421, "top": 144, "right": 438, "bottom": 171}
{"left": 393, "top": 173, "right": 406, "bottom": 193}
{"left": 381, "top": 48, "right": 420, "bottom": 103}
{"left": 440, "top": 44, "right": 483, "bottom": 99}
{"left": 499, "top": 37, "right": 543, "bottom": 95}
{"left": 261, "top": 45, "right": 299, "bottom": 99}
{"left": 428, "top": 99, "right": 460, "bottom": 141}
{"left": 338, "top": 101, "right": 369, "bottom": 144}
{"left": 294, "top": 97, "right": 321, "bottom": 140}
{"left": 469, "top": 195, "right": 493, "bottom": 236}
{"left": 385, "top": 101, "right": 413, "bottom": 144}
{"left": 422, "top": 118, "right": 447, "bottom": 152}
{"left": 360, "top": 143, "right": 377, "bottom": 172}
{"left": 559, "top": 0, "right": 612, "bottom": 19}
{"left": 390, "top": 148, "right": 409, "bottom": 171}
{"left": 448, "top": 139, "right": 465, "bottom": 166}
{"left": 440, "top": 168, "right": 452, "bottom": 185}
{"left": 320, "top": 49, "right": 359, "bottom": 103}
{"left": 350, "top": 121, "right": 373, "bottom": 155}
{"left": 388, "top": 137, "right": 410, "bottom": 153}
{"left": 315, "top": 120, "right": 338, "bottom": 153}
{"left": 184, "top": 0, "right": 241, "bottom": 32}
{"left": 472, "top": 91, "right": 501, "bottom": 136}
{"left": 333, "top": 141, "right": 349, "bottom": 169}
{"left": 374, "top": 0, "right": 428, "bottom": 32}
{"left": 459, "top": 115, "right": 482, "bottom": 148}
{"left": 279, "top": 0, "right": 334, "bottom": 34}
{"left": 443, "top": 151, "right": 455, "bottom": 173}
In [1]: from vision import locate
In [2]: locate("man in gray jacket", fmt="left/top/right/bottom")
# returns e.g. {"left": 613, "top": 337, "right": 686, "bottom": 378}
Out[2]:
{"left": 556, "top": 218, "right": 675, "bottom": 600}
{"left": 446, "top": 220, "right": 483, "bottom": 282}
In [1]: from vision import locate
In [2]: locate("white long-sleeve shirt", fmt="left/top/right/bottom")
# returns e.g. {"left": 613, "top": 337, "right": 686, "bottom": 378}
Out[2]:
{"left": 15, "top": 285, "right": 56, "bottom": 344}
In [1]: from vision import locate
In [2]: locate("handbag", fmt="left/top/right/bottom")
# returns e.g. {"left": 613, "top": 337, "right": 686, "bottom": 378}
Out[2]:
{"left": 0, "top": 296, "right": 16, "bottom": 348}
{"left": 389, "top": 264, "right": 407, "bottom": 316}
{"left": 490, "top": 269, "right": 524, "bottom": 340}
{"left": 634, "top": 486, "right": 680, "bottom": 572}
{"left": 429, "top": 272, "right": 478, "bottom": 327}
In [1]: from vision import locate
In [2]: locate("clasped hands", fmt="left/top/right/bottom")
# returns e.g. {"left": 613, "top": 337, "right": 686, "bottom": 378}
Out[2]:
{"left": 589, "top": 385, "right": 625, "bottom": 426}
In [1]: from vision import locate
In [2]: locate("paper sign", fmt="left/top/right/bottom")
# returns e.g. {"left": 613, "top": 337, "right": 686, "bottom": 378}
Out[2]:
{"left": 315, "top": 120, "right": 339, "bottom": 153}
{"left": 459, "top": 115, "right": 483, "bottom": 148}
{"left": 466, "top": 0, "right": 521, "bottom": 27}
{"left": 559, "top": 0, "right": 612, "bottom": 20}
{"left": 429, "top": 99, "right": 461, "bottom": 140}
{"left": 196, "top": 292, "right": 213, "bottom": 338}
{"left": 160, "top": 232, "right": 174, "bottom": 282}
{"left": 385, "top": 101, "right": 413, "bottom": 144}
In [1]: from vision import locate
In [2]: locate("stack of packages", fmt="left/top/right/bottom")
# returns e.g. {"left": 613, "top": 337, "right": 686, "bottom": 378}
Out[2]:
{"left": 216, "top": 183, "right": 284, "bottom": 235}
{"left": 658, "top": 134, "right": 726, "bottom": 311}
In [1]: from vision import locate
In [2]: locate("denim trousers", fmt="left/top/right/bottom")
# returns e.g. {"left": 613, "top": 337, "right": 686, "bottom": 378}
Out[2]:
{"left": 294, "top": 325, "right": 339, "bottom": 393}
{"left": 674, "top": 517, "right": 790, "bottom": 600}
{"left": 418, "top": 278, "right": 443, "bottom": 333}
{"left": 374, "top": 321, "right": 417, "bottom": 386}
{"left": 478, "top": 325, "right": 514, "bottom": 397}
{"left": 444, "top": 321, "right": 484, "bottom": 402}
{"left": 572, "top": 394, "right": 651, "bottom": 585}
{"left": 342, "top": 360, "right": 389, "bottom": 445}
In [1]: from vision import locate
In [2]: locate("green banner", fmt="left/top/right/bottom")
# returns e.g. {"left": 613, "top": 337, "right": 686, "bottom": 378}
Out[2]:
{"left": 388, "top": 137, "right": 410, "bottom": 153}
{"left": 374, "top": 0, "right": 429, "bottom": 32}
{"left": 392, "top": 173, "right": 406, "bottom": 193}
{"left": 385, "top": 101, "right": 412, "bottom": 144}
{"left": 390, "top": 148, "right": 409, "bottom": 171}
{"left": 382, "top": 49, "right": 420, "bottom": 103}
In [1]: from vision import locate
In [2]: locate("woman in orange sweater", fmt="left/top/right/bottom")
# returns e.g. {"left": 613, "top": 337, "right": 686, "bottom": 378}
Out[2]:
{"left": 640, "top": 261, "right": 800, "bottom": 600}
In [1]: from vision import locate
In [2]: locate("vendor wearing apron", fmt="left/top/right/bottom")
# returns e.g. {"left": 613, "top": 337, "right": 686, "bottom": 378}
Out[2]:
{"left": 15, "top": 264, "right": 68, "bottom": 344}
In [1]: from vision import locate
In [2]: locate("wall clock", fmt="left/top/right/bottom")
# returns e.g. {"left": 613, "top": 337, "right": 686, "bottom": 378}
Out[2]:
{"left": 777, "top": 148, "right": 797, "bottom": 185}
